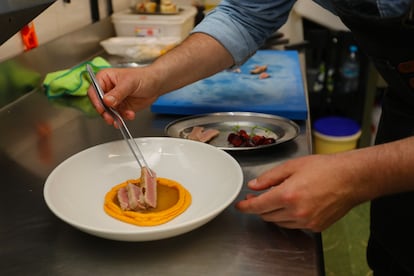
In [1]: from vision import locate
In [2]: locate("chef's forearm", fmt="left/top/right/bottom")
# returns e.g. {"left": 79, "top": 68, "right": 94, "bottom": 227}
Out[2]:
{"left": 344, "top": 136, "right": 414, "bottom": 202}
{"left": 150, "top": 33, "right": 234, "bottom": 96}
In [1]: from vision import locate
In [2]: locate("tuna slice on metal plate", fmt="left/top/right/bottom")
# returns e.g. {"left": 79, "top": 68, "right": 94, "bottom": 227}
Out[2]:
{"left": 187, "top": 126, "right": 219, "bottom": 143}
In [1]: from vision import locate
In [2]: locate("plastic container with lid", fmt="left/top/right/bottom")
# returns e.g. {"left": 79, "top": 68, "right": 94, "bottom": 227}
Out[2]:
{"left": 112, "top": 5, "right": 197, "bottom": 41}
{"left": 313, "top": 116, "right": 361, "bottom": 154}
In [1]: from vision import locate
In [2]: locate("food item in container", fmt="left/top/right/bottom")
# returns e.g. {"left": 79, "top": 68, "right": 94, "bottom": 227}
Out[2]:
{"left": 104, "top": 169, "right": 192, "bottom": 226}
{"left": 144, "top": 1, "right": 157, "bottom": 13}
{"left": 227, "top": 128, "right": 276, "bottom": 147}
{"left": 187, "top": 126, "right": 220, "bottom": 143}
{"left": 133, "top": 0, "right": 178, "bottom": 14}
{"left": 135, "top": 0, "right": 157, "bottom": 13}
{"left": 160, "top": 0, "right": 177, "bottom": 13}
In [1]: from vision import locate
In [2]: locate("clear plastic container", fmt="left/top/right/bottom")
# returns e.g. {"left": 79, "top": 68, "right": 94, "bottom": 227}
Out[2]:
{"left": 112, "top": 5, "right": 197, "bottom": 41}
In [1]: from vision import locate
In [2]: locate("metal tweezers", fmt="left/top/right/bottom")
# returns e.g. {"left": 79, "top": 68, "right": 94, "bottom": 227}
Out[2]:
{"left": 86, "top": 64, "right": 152, "bottom": 176}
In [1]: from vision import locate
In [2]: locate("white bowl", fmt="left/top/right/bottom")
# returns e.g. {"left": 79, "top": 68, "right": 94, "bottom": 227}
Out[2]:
{"left": 43, "top": 137, "right": 243, "bottom": 241}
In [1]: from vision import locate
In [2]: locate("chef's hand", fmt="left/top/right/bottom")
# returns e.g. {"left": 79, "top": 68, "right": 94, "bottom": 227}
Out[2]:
{"left": 88, "top": 34, "right": 234, "bottom": 127}
{"left": 236, "top": 137, "right": 414, "bottom": 231}
{"left": 87, "top": 67, "right": 160, "bottom": 126}
{"left": 235, "top": 153, "right": 364, "bottom": 232}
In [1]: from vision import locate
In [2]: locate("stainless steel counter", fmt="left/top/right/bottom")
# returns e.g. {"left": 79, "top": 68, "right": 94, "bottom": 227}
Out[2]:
{"left": 0, "top": 18, "right": 323, "bottom": 275}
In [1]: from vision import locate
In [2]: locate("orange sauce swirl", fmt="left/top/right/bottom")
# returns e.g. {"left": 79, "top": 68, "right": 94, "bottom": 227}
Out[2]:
{"left": 104, "top": 177, "right": 191, "bottom": 226}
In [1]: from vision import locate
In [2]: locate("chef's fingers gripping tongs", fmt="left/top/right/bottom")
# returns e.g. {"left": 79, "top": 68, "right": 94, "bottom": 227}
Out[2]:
{"left": 86, "top": 64, "right": 152, "bottom": 176}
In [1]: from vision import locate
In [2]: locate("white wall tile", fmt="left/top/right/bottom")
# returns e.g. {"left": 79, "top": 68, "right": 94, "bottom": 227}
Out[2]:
{"left": 0, "top": 0, "right": 196, "bottom": 61}
{"left": 52, "top": 1, "right": 92, "bottom": 36}
{"left": 112, "top": 0, "right": 133, "bottom": 12}
{"left": 0, "top": 0, "right": 131, "bottom": 62}
{"left": 0, "top": 33, "right": 23, "bottom": 61}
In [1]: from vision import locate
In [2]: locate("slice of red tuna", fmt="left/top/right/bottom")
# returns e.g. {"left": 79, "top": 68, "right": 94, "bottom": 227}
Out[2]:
{"left": 117, "top": 186, "right": 130, "bottom": 211}
{"left": 187, "top": 126, "right": 204, "bottom": 141}
{"left": 188, "top": 126, "right": 219, "bottom": 143}
{"left": 141, "top": 167, "right": 157, "bottom": 208}
{"left": 126, "top": 182, "right": 146, "bottom": 210}
{"left": 198, "top": 128, "right": 220, "bottom": 142}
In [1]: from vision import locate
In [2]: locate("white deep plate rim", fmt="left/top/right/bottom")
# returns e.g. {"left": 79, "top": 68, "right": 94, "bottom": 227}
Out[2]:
{"left": 43, "top": 137, "right": 243, "bottom": 241}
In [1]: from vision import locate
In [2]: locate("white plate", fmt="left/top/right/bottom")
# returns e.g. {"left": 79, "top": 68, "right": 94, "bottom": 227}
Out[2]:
{"left": 43, "top": 137, "right": 243, "bottom": 241}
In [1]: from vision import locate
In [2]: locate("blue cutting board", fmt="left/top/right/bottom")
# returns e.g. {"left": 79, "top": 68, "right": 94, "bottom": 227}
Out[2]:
{"left": 151, "top": 50, "right": 307, "bottom": 120}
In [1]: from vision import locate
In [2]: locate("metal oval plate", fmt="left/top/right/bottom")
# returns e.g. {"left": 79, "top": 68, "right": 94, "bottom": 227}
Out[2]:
{"left": 165, "top": 112, "right": 300, "bottom": 151}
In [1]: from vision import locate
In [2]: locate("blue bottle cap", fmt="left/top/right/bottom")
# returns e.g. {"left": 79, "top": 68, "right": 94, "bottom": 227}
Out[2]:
{"left": 349, "top": 45, "right": 358, "bottom": 53}
{"left": 314, "top": 116, "right": 360, "bottom": 137}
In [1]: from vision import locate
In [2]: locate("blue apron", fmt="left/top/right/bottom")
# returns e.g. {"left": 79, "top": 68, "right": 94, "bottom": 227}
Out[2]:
{"left": 331, "top": 1, "right": 414, "bottom": 274}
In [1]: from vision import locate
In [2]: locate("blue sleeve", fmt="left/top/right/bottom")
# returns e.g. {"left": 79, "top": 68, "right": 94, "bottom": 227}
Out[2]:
{"left": 191, "top": 0, "right": 297, "bottom": 65}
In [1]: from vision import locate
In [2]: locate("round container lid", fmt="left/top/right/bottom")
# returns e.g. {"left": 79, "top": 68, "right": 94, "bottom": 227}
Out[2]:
{"left": 313, "top": 116, "right": 360, "bottom": 137}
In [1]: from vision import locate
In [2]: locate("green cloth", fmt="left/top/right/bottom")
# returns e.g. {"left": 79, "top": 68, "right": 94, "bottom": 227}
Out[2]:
{"left": 0, "top": 60, "right": 41, "bottom": 107}
{"left": 43, "top": 57, "right": 111, "bottom": 98}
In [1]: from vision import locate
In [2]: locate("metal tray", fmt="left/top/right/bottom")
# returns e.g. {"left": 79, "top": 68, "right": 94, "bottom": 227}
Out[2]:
{"left": 165, "top": 112, "right": 300, "bottom": 151}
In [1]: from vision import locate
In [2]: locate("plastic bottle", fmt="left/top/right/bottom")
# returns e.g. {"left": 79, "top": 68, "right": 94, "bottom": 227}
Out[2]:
{"left": 312, "top": 62, "right": 326, "bottom": 93}
{"left": 339, "top": 45, "right": 360, "bottom": 93}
